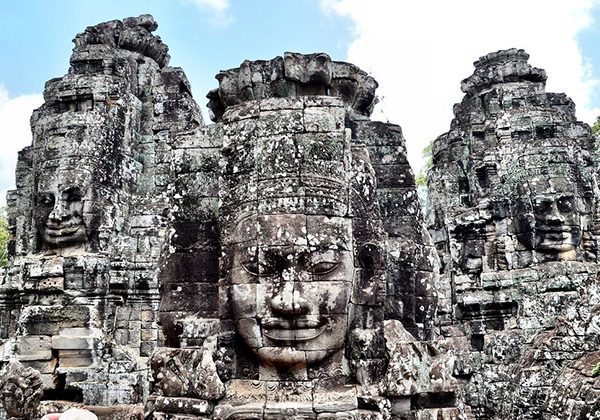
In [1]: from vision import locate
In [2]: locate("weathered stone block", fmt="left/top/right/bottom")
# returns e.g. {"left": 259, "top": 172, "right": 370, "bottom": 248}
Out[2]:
{"left": 160, "top": 251, "right": 219, "bottom": 284}
{"left": 19, "top": 305, "right": 90, "bottom": 335}
{"left": 15, "top": 335, "right": 52, "bottom": 361}
{"left": 52, "top": 336, "right": 94, "bottom": 350}
{"left": 160, "top": 283, "right": 219, "bottom": 315}
{"left": 303, "top": 106, "right": 344, "bottom": 132}
{"left": 284, "top": 52, "right": 332, "bottom": 85}
{"left": 58, "top": 349, "right": 93, "bottom": 367}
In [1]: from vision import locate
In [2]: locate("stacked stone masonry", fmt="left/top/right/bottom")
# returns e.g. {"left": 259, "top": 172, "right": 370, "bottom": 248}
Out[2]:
{"left": 427, "top": 48, "right": 600, "bottom": 419}
{"left": 0, "top": 16, "right": 597, "bottom": 420}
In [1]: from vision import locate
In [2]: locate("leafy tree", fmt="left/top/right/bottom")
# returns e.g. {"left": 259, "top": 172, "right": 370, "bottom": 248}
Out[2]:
{"left": 415, "top": 172, "right": 427, "bottom": 187}
{"left": 0, "top": 207, "right": 8, "bottom": 267}
{"left": 415, "top": 141, "right": 433, "bottom": 187}
{"left": 593, "top": 361, "right": 600, "bottom": 377}
{"left": 593, "top": 116, "right": 600, "bottom": 137}
{"left": 592, "top": 116, "right": 600, "bottom": 163}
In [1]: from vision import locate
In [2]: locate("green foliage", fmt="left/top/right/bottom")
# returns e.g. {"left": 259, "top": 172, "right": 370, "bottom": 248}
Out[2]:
{"left": 593, "top": 116, "right": 600, "bottom": 137}
{"left": 415, "top": 141, "right": 434, "bottom": 188}
{"left": 593, "top": 361, "right": 600, "bottom": 377}
{"left": 422, "top": 142, "right": 433, "bottom": 170}
{"left": 0, "top": 207, "right": 8, "bottom": 267}
{"left": 415, "top": 173, "right": 427, "bottom": 187}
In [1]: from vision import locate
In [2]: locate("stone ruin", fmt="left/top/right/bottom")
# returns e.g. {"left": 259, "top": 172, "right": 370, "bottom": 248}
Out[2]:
{"left": 427, "top": 48, "right": 600, "bottom": 419}
{"left": 0, "top": 15, "right": 597, "bottom": 420}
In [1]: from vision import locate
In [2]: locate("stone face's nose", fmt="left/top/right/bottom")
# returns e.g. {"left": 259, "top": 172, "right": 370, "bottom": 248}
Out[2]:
{"left": 48, "top": 199, "right": 68, "bottom": 222}
{"left": 545, "top": 202, "right": 566, "bottom": 223}
{"left": 269, "top": 278, "right": 310, "bottom": 317}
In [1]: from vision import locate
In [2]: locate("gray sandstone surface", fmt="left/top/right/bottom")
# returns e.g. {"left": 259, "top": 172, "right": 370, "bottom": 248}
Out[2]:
{"left": 0, "top": 16, "right": 597, "bottom": 420}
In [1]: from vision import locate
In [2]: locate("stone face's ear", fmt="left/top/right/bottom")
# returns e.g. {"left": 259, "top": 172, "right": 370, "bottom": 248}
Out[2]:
{"left": 359, "top": 243, "right": 383, "bottom": 271}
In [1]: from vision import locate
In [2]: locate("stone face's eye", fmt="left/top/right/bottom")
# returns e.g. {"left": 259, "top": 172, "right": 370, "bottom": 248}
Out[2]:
{"left": 557, "top": 195, "right": 575, "bottom": 213}
{"left": 37, "top": 193, "right": 54, "bottom": 207}
{"left": 533, "top": 198, "right": 552, "bottom": 215}
{"left": 64, "top": 187, "right": 82, "bottom": 203}
{"left": 242, "top": 261, "right": 277, "bottom": 277}
{"left": 307, "top": 261, "right": 339, "bottom": 275}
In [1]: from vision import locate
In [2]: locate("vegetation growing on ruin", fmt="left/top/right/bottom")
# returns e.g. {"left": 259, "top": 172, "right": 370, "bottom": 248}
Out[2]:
{"left": 593, "top": 116, "right": 600, "bottom": 136}
{"left": 416, "top": 141, "right": 433, "bottom": 187}
{"left": 0, "top": 207, "right": 7, "bottom": 267}
{"left": 592, "top": 361, "right": 600, "bottom": 377}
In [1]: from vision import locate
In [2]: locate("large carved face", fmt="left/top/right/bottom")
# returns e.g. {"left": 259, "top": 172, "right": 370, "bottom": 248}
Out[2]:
{"left": 227, "top": 214, "right": 354, "bottom": 368}
{"left": 513, "top": 176, "right": 582, "bottom": 253}
{"left": 34, "top": 168, "right": 91, "bottom": 249}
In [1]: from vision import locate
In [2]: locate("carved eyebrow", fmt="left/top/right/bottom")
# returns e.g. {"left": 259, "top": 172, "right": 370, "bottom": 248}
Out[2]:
{"left": 307, "top": 231, "right": 350, "bottom": 245}
{"left": 62, "top": 186, "right": 83, "bottom": 194}
{"left": 36, "top": 193, "right": 54, "bottom": 204}
{"left": 308, "top": 243, "right": 349, "bottom": 252}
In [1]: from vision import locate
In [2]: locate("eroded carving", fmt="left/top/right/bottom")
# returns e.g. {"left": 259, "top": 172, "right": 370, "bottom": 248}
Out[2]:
{"left": 0, "top": 14, "right": 201, "bottom": 417}
{"left": 0, "top": 360, "right": 44, "bottom": 419}
{"left": 148, "top": 53, "right": 457, "bottom": 419}
{"left": 9, "top": 15, "right": 600, "bottom": 420}
{"left": 35, "top": 169, "right": 90, "bottom": 252}
{"left": 227, "top": 215, "right": 355, "bottom": 370}
{"left": 427, "top": 48, "right": 600, "bottom": 419}
{"left": 512, "top": 175, "right": 586, "bottom": 256}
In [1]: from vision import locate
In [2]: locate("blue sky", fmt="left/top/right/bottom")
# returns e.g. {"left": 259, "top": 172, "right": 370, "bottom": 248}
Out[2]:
{"left": 0, "top": 0, "right": 354, "bottom": 105}
{"left": 1, "top": 0, "right": 600, "bottom": 202}
{"left": 580, "top": 10, "right": 600, "bottom": 108}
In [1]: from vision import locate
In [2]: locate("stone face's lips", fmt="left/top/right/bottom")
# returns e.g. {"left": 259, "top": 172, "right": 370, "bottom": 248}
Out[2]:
{"left": 538, "top": 228, "right": 579, "bottom": 239}
{"left": 262, "top": 317, "right": 326, "bottom": 341}
{"left": 261, "top": 317, "right": 322, "bottom": 328}
{"left": 44, "top": 225, "right": 83, "bottom": 237}
{"left": 263, "top": 325, "right": 326, "bottom": 341}
{"left": 537, "top": 226, "right": 579, "bottom": 232}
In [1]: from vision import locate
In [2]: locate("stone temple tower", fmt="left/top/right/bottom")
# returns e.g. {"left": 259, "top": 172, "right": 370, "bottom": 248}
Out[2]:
{"left": 0, "top": 16, "right": 599, "bottom": 420}
{"left": 151, "top": 52, "right": 455, "bottom": 418}
{"left": 427, "top": 48, "right": 600, "bottom": 419}
{"left": 0, "top": 15, "right": 201, "bottom": 414}
{"left": 0, "top": 16, "right": 462, "bottom": 420}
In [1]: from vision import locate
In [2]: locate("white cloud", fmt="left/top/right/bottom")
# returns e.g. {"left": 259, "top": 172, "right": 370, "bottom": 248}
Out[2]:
{"left": 191, "top": 0, "right": 229, "bottom": 13}
{"left": 322, "top": 0, "right": 600, "bottom": 174}
{"left": 0, "top": 85, "right": 43, "bottom": 206}
{"left": 184, "top": 0, "right": 234, "bottom": 27}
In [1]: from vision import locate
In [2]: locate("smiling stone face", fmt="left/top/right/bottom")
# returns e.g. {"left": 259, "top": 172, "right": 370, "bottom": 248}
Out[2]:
{"left": 227, "top": 214, "right": 354, "bottom": 368}
{"left": 215, "top": 94, "right": 390, "bottom": 387}
{"left": 34, "top": 168, "right": 91, "bottom": 250}
{"left": 530, "top": 193, "right": 581, "bottom": 251}
{"left": 513, "top": 176, "right": 584, "bottom": 255}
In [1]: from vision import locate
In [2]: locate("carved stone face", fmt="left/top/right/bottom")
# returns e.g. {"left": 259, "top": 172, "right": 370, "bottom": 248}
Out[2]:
{"left": 35, "top": 169, "right": 90, "bottom": 249}
{"left": 227, "top": 214, "right": 354, "bottom": 368}
{"left": 530, "top": 193, "right": 581, "bottom": 251}
{"left": 514, "top": 176, "right": 582, "bottom": 253}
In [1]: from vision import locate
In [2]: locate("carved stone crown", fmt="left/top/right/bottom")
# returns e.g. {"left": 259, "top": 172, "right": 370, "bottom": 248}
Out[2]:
{"left": 207, "top": 52, "right": 379, "bottom": 121}
{"left": 461, "top": 48, "right": 547, "bottom": 96}
{"left": 72, "top": 14, "right": 170, "bottom": 68}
